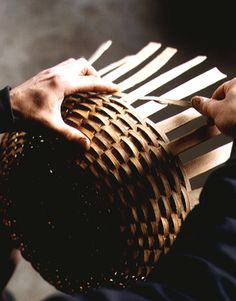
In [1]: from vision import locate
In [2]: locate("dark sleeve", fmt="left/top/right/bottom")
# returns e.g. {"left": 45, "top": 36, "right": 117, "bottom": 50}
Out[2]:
{"left": 0, "top": 86, "right": 14, "bottom": 133}
{"left": 41, "top": 132, "right": 236, "bottom": 301}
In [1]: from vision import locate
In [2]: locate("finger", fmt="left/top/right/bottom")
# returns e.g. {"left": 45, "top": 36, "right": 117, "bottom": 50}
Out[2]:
{"left": 76, "top": 58, "right": 99, "bottom": 77}
{"left": 49, "top": 58, "right": 78, "bottom": 72}
{"left": 211, "top": 78, "right": 236, "bottom": 100}
{"left": 51, "top": 120, "right": 90, "bottom": 151}
{"left": 191, "top": 96, "right": 221, "bottom": 119}
{"left": 64, "top": 75, "right": 119, "bottom": 95}
{"left": 211, "top": 82, "right": 227, "bottom": 100}
{"left": 49, "top": 58, "right": 99, "bottom": 79}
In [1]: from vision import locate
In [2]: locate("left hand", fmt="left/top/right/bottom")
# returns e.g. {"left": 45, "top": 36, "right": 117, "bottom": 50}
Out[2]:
{"left": 10, "top": 58, "right": 119, "bottom": 150}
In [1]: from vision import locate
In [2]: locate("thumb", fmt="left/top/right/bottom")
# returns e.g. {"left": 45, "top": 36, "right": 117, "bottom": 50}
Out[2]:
{"left": 191, "top": 96, "right": 220, "bottom": 119}
{"left": 53, "top": 120, "right": 90, "bottom": 151}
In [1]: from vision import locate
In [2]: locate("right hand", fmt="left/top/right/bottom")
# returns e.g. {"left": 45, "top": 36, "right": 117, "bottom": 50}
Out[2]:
{"left": 191, "top": 77, "right": 236, "bottom": 136}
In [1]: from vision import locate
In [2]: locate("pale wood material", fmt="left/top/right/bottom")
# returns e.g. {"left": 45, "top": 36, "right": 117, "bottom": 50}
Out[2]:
{"left": 184, "top": 142, "right": 233, "bottom": 179}
{"left": 118, "top": 47, "right": 177, "bottom": 91}
{"left": 88, "top": 40, "right": 112, "bottom": 64}
{"left": 98, "top": 56, "right": 134, "bottom": 76}
{"left": 112, "top": 93, "right": 191, "bottom": 108}
{"left": 156, "top": 108, "right": 201, "bottom": 133}
{"left": 116, "top": 67, "right": 225, "bottom": 120}
{"left": 139, "top": 96, "right": 192, "bottom": 108}
{"left": 102, "top": 42, "right": 161, "bottom": 82}
{"left": 161, "top": 68, "right": 227, "bottom": 99}
{"left": 189, "top": 188, "right": 202, "bottom": 209}
{"left": 121, "top": 56, "right": 206, "bottom": 104}
{"left": 167, "top": 125, "right": 221, "bottom": 156}
{"left": 135, "top": 100, "right": 167, "bottom": 118}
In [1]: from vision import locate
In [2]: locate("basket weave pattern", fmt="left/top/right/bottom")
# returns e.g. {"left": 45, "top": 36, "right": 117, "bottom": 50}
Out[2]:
{"left": 0, "top": 93, "right": 190, "bottom": 293}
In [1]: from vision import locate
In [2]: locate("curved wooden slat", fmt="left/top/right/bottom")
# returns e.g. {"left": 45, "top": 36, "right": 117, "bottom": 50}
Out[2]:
{"left": 121, "top": 56, "right": 206, "bottom": 104}
{"left": 102, "top": 42, "right": 161, "bottom": 82}
{"left": 184, "top": 142, "right": 233, "bottom": 179}
{"left": 118, "top": 47, "right": 177, "bottom": 91}
{"left": 88, "top": 40, "right": 112, "bottom": 64}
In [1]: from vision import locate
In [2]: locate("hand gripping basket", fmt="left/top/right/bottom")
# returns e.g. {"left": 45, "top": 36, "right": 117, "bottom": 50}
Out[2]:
{"left": 0, "top": 41, "right": 232, "bottom": 294}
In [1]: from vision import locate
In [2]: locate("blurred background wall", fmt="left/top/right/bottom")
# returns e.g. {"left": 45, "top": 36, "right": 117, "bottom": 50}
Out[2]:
{"left": 0, "top": 1, "right": 235, "bottom": 300}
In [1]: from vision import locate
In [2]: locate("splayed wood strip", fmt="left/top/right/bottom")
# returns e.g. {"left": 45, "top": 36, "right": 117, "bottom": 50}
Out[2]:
{"left": 98, "top": 56, "right": 134, "bottom": 76}
{"left": 102, "top": 42, "right": 161, "bottom": 82}
{"left": 118, "top": 47, "right": 177, "bottom": 91}
{"left": 156, "top": 108, "right": 201, "bottom": 133}
{"left": 167, "top": 125, "right": 221, "bottom": 156}
{"left": 184, "top": 142, "right": 233, "bottom": 179}
{"left": 88, "top": 40, "right": 112, "bottom": 64}
{"left": 121, "top": 56, "right": 206, "bottom": 104}
{"left": 161, "top": 68, "right": 226, "bottom": 99}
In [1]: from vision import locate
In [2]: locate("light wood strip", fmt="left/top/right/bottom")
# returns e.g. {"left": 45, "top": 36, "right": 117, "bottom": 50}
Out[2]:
{"left": 118, "top": 47, "right": 177, "bottom": 91}
{"left": 135, "top": 101, "right": 167, "bottom": 118}
{"left": 98, "top": 56, "right": 134, "bottom": 76}
{"left": 121, "top": 56, "right": 206, "bottom": 104}
{"left": 189, "top": 188, "right": 202, "bottom": 209}
{"left": 88, "top": 40, "right": 112, "bottom": 64}
{"left": 139, "top": 96, "right": 191, "bottom": 107}
{"left": 156, "top": 108, "right": 201, "bottom": 133}
{"left": 167, "top": 125, "right": 221, "bottom": 156}
{"left": 102, "top": 42, "right": 161, "bottom": 82}
{"left": 129, "top": 68, "right": 225, "bottom": 120}
{"left": 161, "top": 68, "right": 227, "bottom": 99}
{"left": 184, "top": 142, "right": 233, "bottom": 179}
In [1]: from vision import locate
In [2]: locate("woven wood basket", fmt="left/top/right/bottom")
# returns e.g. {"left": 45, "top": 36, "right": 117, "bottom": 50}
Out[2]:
{"left": 0, "top": 41, "right": 232, "bottom": 294}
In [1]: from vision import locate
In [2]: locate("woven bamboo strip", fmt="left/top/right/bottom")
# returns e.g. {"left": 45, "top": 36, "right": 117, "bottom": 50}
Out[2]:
{"left": 189, "top": 188, "right": 202, "bottom": 209}
{"left": 113, "top": 68, "right": 225, "bottom": 120}
{"left": 121, "top": 56, "right": 206, "bottom": 104}
{"left": 102, "top": 42, "right": 161, "bottom": 81}
{"left": 113, "top": 92, "right": 191, "bottom": 107}
{"left": 184, "top": 142, "right": 233, "bottom": 179}
{"left": 139, "top": 96, "right": 191, "bottom": 108}
{"left": 98, "top": 56, "right": 134, "bottom": 76}
{"left": 161, "top": 68, "right": 227, "bottom": 99}
{"left": 167, "top": 125, "right": 221, "bottom": 156}
{"left": 156, "top": 108, "right": 201, "bottom": 133}
{"left": 88, "top": 40, "right": 112, "bottom": 64}
{"left": 118, "top": 47, "right": 177, "bottom": 91}
{"left": 135, "top": 101, "right": 167, "bottom": 118}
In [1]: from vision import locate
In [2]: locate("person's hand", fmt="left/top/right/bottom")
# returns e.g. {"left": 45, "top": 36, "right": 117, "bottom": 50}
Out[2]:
{"left": 10, "top": 58, "right": 119, "bottom": 151}
{"left": 191, "top": 77, "right": 236, "bottom": 136}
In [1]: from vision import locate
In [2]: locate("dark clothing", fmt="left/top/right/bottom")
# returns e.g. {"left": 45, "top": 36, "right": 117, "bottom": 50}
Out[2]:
{"left": 0, "top": 87, "right": 14, "bottom": 133}
{"left": 1, "top": 87, "right": 236, "bottom": 300}
{"left": 53, "top": 150, "right": 236, "bottom": 301}
{"left": 0, "top": 87, "right": 16, "bottom": 295}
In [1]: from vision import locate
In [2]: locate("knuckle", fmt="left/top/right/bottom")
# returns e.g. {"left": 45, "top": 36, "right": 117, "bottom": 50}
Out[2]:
{"left": 39, "top": 68, "right": 54, "bottom": 76}
{"left": 78, "top": 57, "right": 87, "bottom": 63}
{"left": 50, "top": 74, "right": 62, "bottom": 87}
{"left": 77, "top": 57, "right": 89, "bottom": 66}
{"left": 66, "top": 57, "right": 76, "bottom": 64}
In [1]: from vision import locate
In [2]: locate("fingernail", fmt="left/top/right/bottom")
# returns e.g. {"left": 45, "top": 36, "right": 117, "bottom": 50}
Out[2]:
{"left": 111, "top": 83, "right": 120, "bottom": 91}
{"left": 79, "top": 137, "right": 90, "bottom": 151}
{"left": 191, "top": 96, "right": 210, "bottom": 106}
